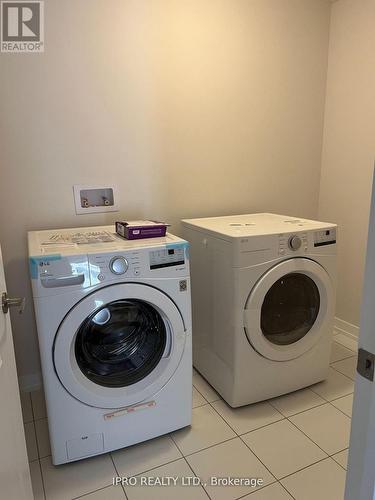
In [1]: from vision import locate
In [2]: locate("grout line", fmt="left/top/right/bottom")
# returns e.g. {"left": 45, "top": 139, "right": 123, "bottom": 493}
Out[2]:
{"left": 192, "top": 384, "right": 210, "bottom": 406}
{"left": 192, "top": 379, "right": 343, "bottom": 490}
{"left": 330, "top": 364, "right": 356, "bottom": 382}
{"left": 330, "top": 449, "right": 348, "bottom": 471}
{"left": 109, "top": 453, "right": 129, "bottom": 500}
{"left": 37, "top": 458, "right": 47, "bottom": 500}
{"left": 34, "top": 419, "right": 43, "bottom": 460}
{"left": 267, "top": 397, "right": 328, "bottom": 419}
{"left": 278, "top": 480, "right": 297, "bottom": 500}
{"left": 113, "top": 454, "right": 184, "bottom": 479}
{"left": 209, "top": 401, "right": 287, "bottom": 438}
{"left": 181, "top": 456, "right": 212, "bottom": 500}
{"left": 175, "top": 434, "right": 239, "bottom": 459}
{"left": 304, "top": 371, "right": 354, "bottom": 419}
{"left": 71, "top": 483, "right": 123, "bottom": 500}
{"left": 277, "top": 456, "right": 331, "bottom": 482}
{"left": 230, "top": 480, "right": 279, "bottom": 500}
{"left": 204, "top": 400, "right": 279, "bottom": 483}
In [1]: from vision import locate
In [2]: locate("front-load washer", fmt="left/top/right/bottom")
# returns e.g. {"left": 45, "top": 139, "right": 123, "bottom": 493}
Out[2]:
{"left": 28, "top": 226, "right": 191, "bottom": 464}
{"left": 182, "top": 213, "right": 337, "bottom": 407}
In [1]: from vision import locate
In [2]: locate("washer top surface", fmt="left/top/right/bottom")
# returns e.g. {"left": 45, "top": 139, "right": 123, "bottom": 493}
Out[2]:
{"left": 28, "top": 225, "right": 186, "bottom": 258}
{"left": 182, "top": 213, "right": 336, "bottom": 240}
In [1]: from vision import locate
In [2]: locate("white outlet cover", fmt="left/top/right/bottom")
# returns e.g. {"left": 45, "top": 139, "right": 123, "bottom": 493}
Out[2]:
{"left": 73, "top": 185, "right": 119, "bottom": 215}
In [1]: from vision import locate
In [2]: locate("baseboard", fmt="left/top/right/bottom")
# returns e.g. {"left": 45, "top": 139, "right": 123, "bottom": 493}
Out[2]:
{"left": 19, "top": 372, "right": 42, "bottom": 393}
{"left": 334, "top": 317, "right": 359, "bottom": 340}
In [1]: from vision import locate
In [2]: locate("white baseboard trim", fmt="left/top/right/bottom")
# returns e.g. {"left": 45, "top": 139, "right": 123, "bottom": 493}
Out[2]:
{"left": 334, "top": 317, "right": 359, "bottom": 340}
{"left": 19, "top": 372, "right": 42, "bottom": 393}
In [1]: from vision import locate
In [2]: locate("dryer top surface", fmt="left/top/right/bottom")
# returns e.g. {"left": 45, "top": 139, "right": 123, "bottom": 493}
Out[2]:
{"left": 182, "top": 213, "right": 336, "bottom": 240}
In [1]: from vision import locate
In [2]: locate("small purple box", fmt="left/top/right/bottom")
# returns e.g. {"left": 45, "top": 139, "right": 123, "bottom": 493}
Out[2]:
{"left": 116, "top": 220, "right": 169, "bottom": 240}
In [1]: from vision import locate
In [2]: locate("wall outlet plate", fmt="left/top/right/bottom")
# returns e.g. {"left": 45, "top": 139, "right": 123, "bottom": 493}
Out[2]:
{"left": 73, "top": 185, "right": 119, "bottom": 215}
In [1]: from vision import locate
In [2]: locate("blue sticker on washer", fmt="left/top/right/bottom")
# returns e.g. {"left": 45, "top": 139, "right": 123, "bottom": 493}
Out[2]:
{"left": 29, "top": 254, "right": 62, "bottom": 279}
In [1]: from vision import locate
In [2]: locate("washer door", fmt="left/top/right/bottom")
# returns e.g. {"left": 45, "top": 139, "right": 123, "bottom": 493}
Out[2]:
{"left": 54, "top": 283, "right": 186, "bottom": 409}
{"left": 244, "top": 258, "right": 333, "bottom": 361}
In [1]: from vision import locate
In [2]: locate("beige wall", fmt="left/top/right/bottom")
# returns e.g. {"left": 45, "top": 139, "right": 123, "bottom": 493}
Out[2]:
{"left": 318, "top": 0, "right": 375, "bottom": 328}
{"left": 0, "top": 0, "right": 331, "bottom": 385}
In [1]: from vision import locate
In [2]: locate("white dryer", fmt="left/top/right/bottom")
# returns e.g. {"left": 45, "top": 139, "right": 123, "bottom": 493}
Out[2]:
{"left": 28, "top": 226, "right": 191, "bottom": 464}
{"left": 182, "top": 213, "right": 337, "bottom": 407}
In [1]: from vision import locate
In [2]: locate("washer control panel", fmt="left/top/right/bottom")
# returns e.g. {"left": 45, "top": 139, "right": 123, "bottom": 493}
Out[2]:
{"left": 278, "top": 233, "right": 308, "bottom": 256}
{"left": 89, "top": 251, "right": 141, "bottom": 284}
{"left": 109, "top": 256, "right": 129, "bottom": 275}
{"left": 149, "top": 247, "right": 185, "bottom": 270}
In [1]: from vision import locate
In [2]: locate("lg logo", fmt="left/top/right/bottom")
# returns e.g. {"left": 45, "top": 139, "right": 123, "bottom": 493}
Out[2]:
{"left": 1, "top": 1, "right": 44, "bottom": 52}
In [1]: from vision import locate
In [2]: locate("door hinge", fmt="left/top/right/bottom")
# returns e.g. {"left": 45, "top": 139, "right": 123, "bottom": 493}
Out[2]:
{"left": 357, "top": 348, "right": 375, "bottom": 382}
{"left": 1, "top": 292, "right": 25, "bottom": 314}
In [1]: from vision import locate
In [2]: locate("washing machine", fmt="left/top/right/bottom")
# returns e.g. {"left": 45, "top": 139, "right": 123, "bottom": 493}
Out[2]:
{"left": 182, "top": 213, "right": 337, "bottom": 407}
{"left": 28, "top": 226, "right": 191, "bottom": 464}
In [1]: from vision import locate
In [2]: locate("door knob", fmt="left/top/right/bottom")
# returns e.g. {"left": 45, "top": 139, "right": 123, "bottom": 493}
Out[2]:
{"left": 2, "top": 292, "right": 25, "bottom": 314}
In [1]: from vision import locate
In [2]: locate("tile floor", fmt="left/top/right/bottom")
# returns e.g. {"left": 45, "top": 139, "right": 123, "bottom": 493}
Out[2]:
{"left": 23, "top": 336, "right": 356, "bottom": 500}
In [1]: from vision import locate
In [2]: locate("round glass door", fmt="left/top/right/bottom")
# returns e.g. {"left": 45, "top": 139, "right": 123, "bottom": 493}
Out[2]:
{"left": 244, "top": 258, "right": 333, "bottom": 361}
{"left": 261, "top": 273, "right": 320, "bottom": 346}
{"left": 54, "top": 283, "right": 186, "bottom": 409}
{"left": 75, "top": 299, "right": 167, "bottom": 388}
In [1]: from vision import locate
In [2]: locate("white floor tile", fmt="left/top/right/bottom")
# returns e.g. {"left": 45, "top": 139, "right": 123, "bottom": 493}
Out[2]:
{"left": 29, "top": 460, "right": 45, "bottom": 500}
{"left": 242, "top": 419, "right": 326, "bottom": 479}
{"left": 193, "top": 369, "right": 221, "bottom": 402}
{"left": 24, "top": 422, "right": 38, "bottom": 462}
{"left": 241, "top": 482, "right": 293, "bottom": 499}
{"left": 330, "top": 342, "right": 355, "bottom": 363}
{"left": 31, "top": 388, "right": 47, "bottom": 420}
{"left": 281, "top": 458, "right": 346, "bottom": 500}
{"left": 20, "top": 391, "right": 33, "bottom": 423}
{"left": 75, "top": 485, "right": 126, "bottom": 499}
{"left": 290, "top": 403, "right": 351, "bottom": 455}
{"left": 211, "top": 399, "right": 283, "bottom": 435}
{"left": 332, "top": 356, "right": 357, "bottom": 380}
{"left": 192, "top": 387, "right": 208, "bottom": 408}
{"left": 270, "top": 388, "right": 325, "bottom": 417}
{"left": 112, "top": 435, "right": 182, "bottom": 477}
{"left": 35, "top": 418, "right": 51, "bottom": 458}
{"left": 334, "top": 334, "right": 358, "bottom": 353}
{"left": 310, "top": 368, "right": 354, "bottom": 401}
{"left": 40, "top": 454, "right": 117, "bottom": 500}
{"left": 171, "top": 404, "right": 235, "bottom": 456}
{"left": 331, "top": 394, "right": 354, "bottom": 418}
{"left": 186, "top": 438, "right": 274, "bottom": 500}
{"left": 332, "top": 449, "right": 349, "bottom": 470}
{"left": 124, "top": 458, "right": 208, "bottom": 500}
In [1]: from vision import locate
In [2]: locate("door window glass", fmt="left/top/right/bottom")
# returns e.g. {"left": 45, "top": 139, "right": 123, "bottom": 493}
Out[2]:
{"left": 75, "top": 299, "right": 166, "bottom": 387}
{"left": 261, "top": 273, "right": 320, "bottom": 345}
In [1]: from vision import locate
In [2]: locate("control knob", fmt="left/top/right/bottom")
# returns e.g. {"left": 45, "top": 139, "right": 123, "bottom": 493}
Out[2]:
{"left": 288, "top": 235, "right": 302, "bottom": 251}
{"left": 109, "top": 256, "right": 129, "bottom": 275}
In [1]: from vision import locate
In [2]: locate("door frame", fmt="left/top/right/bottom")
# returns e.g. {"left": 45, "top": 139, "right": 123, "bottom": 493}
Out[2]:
{"left": 345, "top": 168, "right": 375, "bottom": 499}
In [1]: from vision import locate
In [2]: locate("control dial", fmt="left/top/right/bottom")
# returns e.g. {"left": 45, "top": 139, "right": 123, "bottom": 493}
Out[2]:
{"left": 288, "top": 235, "right": 302, "bottom": 251}
{"left": 109, "top": 256, "right": 129, "bottom": 275}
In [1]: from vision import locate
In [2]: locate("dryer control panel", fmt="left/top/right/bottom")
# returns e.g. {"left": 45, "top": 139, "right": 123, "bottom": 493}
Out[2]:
{"left": 278, "top": 233, "right": 308, "bottom": 256}
{"left": 314, "top": 228, "right": 337, "bottom": 247}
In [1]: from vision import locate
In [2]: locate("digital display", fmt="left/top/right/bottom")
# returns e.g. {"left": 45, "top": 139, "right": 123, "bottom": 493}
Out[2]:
{"left": 314, "top": 229, "right": 336, "bottom": 247}
{"left": 150, "top": 248, "right": 185, "bottom": 270}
